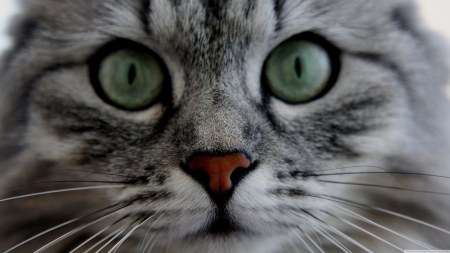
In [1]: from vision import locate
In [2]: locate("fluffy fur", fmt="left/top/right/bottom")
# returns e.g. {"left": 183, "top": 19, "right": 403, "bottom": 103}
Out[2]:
{"left": 1, "top": 0, "right": 450, "bottom": 252}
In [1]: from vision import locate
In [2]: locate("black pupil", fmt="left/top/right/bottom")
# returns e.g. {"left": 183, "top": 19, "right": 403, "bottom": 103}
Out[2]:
{"left": 294, "top": 57, "right": 301, "bottom": 78}
{"left": 128, "top": 64, "right": 137, "bottom": 85}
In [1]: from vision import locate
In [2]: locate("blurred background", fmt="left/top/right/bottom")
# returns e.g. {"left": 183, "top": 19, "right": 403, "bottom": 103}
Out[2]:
{"left": 416, "top": 0, "right": 450, "bottom": 42}
{"left": 0, "top": 0, "right": 449, "bottom": 53}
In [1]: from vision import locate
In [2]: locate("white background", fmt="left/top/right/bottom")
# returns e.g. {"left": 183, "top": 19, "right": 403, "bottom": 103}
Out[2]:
{"left": 0, "top": 0, "right": 450, "bottom": 53}
{"left": 0, "top": 0, "right": 18, "bottom": 53}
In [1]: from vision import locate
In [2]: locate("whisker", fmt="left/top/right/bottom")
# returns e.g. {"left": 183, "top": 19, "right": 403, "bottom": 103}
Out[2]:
{"left": 138, "top": 224, "right": 153, "bottom": 252}
{"left": 304, "top": 194, "right": 378, "bottom": 217}
{"left": 300, "top": 228, "right": 326, "bottom": 253}
{"left": 332, "top": 204, "right": 437, "bottom": 250}
{"left": 310, "top": 165, "right": 438, "bottom": 187}
{"left": 140, "top": 215, "right": 165, "bottom": 253}
{"left": 295, "top": 211, "right": 350, "bottom": 252}
{"left": 314, "top": 171, "right": 450, "bottom": 179}
{"left": 1, "top": 180, "right": 126, "bottom": 192}
{"left": 145, "top": 233, "right": 162, "bottom": 253}
{"left": 127, "top": 197, "right": 165, "bottom": 252}
{"left": 310, "top": 165, "right": 390, "bottom": 173}
{"left": 3, "top": 202, "right": 128, "bottom": 253}
{"left": 306, "top": 219, "right": 351, "bottom": 253}
{"left": 296, "top": 216, "right": 324, "bottom": 251}
{"left": 301, "top": 209, "right": 324, "bottom": 222}
{"left": 293, "top": 210, "right": 373, "bottom": 253}
{"left": 286, "top": 226, "right": 307, "bottom": 253}
{"left": 69, "top": 214, "right": 133, "bottom": 253}
{"left": 292, "top": 228, "right": 315, "bottom": 253}
{"left": 322, "top": 210, "right": 403, "bottom": 252}
{"left": 69, "top": 226, "right": 110, "bottom": 253}
{"left": 84, "top": 227, "right": 126, "bottom": 253}
{"left": 164, "top": 230, "right": 176, "bottom": 253}
{"left": 109, "top": 216, "right": 154, "bottom": 253}
{"left": 60, "top": 169, "right": 139, "bottom": 179}
{"left": 0, "top": 185, "right": 124, "bottom": 203}
{"left": 92, "top": 227, "right": 127, "bottom": 253}
{"left": 373, "top": 207, "right": 450, "bottom": 235}
{"left": 3, "top": 218, "right": 78, "bottom": 253}
{"left": 324, "top": 194, "right": 450, "bottom": 236}
{"left": 318, "top": 180, "right": 450, "bottom": 196}
{"left": 34, "top": 204, "right": 132, "bottom": 253}
{"left": 297, "top": 165, "right": 407, "bottom": 187}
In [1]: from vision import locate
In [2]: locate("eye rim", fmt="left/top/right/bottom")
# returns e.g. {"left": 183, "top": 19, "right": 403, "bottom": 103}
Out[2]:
{"left": 88, "top": 39, "right": 172, "bottom": 111}
{"left": 261, "top": 32, "right": 341, "bottom": 105}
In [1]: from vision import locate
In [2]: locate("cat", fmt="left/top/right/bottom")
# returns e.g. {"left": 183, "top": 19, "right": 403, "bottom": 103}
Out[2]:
{"left": 1, "top": 0, "right": 450, "bottom": 252}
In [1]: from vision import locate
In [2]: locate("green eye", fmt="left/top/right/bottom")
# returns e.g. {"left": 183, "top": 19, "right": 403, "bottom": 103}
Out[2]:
{"left": 95, "top": 47, "right": 165, "bottom": 110}
{"left": 264, "top": 40, "right": 333, "bottom": 104}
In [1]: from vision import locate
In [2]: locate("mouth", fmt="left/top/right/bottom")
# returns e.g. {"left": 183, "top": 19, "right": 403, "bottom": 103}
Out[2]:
{"left": 193, "top": 204, "right": 250, "bottom": 236}
{"left": 205, "top": 215, "right": 240, "bottom": 235}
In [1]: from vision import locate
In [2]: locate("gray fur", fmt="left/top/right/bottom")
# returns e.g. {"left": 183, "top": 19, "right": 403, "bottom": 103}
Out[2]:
{"left": 1, "top": 0, "right": 450, "bottom": 252}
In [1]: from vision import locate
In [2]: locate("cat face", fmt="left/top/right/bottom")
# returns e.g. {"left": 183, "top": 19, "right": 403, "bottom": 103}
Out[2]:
{"left": 1, "top": 0, "right": 450, "bottom": 252}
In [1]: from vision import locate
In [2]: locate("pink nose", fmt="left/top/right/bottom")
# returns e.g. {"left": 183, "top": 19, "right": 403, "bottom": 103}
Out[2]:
{"left": 188, "top": 153, "right": 251, "bottom": 194}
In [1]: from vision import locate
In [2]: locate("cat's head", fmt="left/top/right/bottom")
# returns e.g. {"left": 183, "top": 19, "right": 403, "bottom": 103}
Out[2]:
{"left": 1, "top": 0, "right": 450, "bottom": 252}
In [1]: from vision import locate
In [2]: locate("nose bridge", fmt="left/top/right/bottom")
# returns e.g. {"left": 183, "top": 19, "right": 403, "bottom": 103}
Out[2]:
{"left": 178, "top": 83, "right": 250, "bottom": 153}
{"left": 194, "top": 96, "right": 247, "bottom": 151}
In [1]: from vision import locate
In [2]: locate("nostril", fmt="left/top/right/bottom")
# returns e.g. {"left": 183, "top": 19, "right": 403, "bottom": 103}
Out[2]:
{"left": 189, "top": 169, "right": 210, "bottom": 189}
{"left": 230, "top": 167, "right": 250, "bottom": 187}
{"left": 185, "top": 152, "right": 252, "bottom": 195}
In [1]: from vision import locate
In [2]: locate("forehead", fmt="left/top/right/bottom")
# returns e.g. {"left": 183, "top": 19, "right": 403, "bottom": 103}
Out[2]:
{"left": 24, "top": 0, "right": 405, "bottom": 42}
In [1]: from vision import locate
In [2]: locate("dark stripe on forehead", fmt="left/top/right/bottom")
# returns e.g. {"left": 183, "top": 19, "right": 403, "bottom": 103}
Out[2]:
{"left": 273, "top": 0, "right": 286, "bottom": 31}
{"left": 141, "top": 0, "right": 152, "bottom": 34}
{"left": 201, "top": 0, "right": 229, "bottom": 20}
{"left": 168, "top": 0, "right": 181, "bottom": 7}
